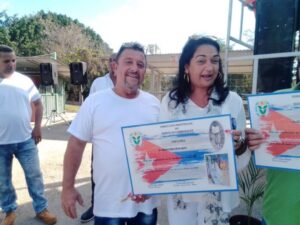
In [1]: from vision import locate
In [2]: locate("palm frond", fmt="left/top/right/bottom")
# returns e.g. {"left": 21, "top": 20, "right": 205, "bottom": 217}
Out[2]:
{"left": 238, "top": 155, "right": 265, "bottom": 217}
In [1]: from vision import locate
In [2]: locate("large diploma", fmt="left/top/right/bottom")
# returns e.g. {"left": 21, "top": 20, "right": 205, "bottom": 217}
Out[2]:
{"left": 122, "top": 114, "right": 238, "bottom": 195}
{"left": 248, "top": 91, "right": 300, "bottom": 170}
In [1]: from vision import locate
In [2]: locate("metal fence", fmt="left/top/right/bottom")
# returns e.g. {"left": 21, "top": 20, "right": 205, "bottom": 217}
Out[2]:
{"left": 41, "top": 93, "right": 66, "bottom": 117}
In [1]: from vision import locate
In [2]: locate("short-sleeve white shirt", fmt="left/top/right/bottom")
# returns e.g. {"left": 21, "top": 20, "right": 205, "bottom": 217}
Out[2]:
{"left": 89, "top": 73, "right": 114, "bottom": 94}
{"left": 68, "top": 89, "right": 160, "bottom": 217}
{"left": 0, "top": 72, "right": 41, "bottom": 144}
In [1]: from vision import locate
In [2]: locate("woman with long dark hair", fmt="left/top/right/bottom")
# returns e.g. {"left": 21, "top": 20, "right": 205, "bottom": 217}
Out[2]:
{"left": 160, "top": 36, "right": 253, "bottom": 225}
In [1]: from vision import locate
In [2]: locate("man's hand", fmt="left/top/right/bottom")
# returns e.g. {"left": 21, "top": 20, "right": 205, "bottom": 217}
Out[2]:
{"left": 131, "top": 194, "right": 150, "bottom": 203}
{"left": 121, "top": 193, "right": 151, "bottom": 203}
{"left": 62, "top": 136, "right": 87, "bottom": 219}
{"left": 245, "top": 128, "right": 266, "bottom": 151}
{"left": 61, "top": 187, "right": 84, "bottom": 219}
{"left": 32, "top": 126, "right": 42, "bottom": 144}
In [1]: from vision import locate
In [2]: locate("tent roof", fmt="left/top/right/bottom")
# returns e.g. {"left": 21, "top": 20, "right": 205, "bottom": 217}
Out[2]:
{"left": 146, "top": 50, "right": 253, "bottom": 76}
{"left": 16, "top": 55, "right": 69, "bottom": 77}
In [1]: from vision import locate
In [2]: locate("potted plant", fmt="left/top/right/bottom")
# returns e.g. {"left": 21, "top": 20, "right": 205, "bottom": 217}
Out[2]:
{"left": 230, "top": 156, "right": 265, "bottom": 225}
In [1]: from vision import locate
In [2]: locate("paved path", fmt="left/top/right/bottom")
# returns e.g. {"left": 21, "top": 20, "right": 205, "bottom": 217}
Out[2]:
{"left": 0, "top": 113, "right": 168, "bottom": 225}
{"left": 0, "top": 113, "right": 261, "bottom": 225}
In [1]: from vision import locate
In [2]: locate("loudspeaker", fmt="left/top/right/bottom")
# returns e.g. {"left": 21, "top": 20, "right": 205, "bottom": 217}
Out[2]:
{"left": 69, "top": 62, "right": 87, "bottom": 85}
{"left": 257, "top": 58, "right": 293, "bottom": 93}
{"left": 40, "top": 63, "right": 58, "bottom": 86}
{"left": 254, "top": 0, "right": 299, "bottom": 92}
{"left": 254, "top": 0, "right": 298, "bottom": 54}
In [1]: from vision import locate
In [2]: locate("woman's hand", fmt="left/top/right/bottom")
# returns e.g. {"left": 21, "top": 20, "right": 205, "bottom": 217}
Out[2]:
{"left": 231, "top": 130, "right": 244, "bottom": 150}
{"left": 245, "top": 128, "right": 265, "bottom": 151}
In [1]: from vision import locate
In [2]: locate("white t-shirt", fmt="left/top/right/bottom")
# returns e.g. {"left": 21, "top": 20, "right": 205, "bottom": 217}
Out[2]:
{"left": 160, "top": 91, "right": 251, "bottom": 212}
{"left": 89, "top": 73, "right": 114, "bottom": 94}
{"left": 68, "top": 89, "right": 160, "bottom": 218}
{"left": 0, "top": 72, "right": 41, "bottom": 144}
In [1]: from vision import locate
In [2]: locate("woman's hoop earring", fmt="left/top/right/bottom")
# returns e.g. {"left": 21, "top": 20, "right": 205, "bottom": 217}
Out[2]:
{"left": 184, "top": 73, "right": 190, "bottom": 83}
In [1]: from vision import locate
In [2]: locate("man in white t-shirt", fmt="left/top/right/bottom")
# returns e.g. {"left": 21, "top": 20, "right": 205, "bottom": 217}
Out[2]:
{"left": 80, "top": 53, "right": 117, "bottom": 223}
{"left": 61, "top": 42, "right": 160, "bottom": 225}
{"left": 0, "top": 45, "right": 57, "bottom": 225}
{"left": 89, "top": 54, "right": 116, "bottom": 94}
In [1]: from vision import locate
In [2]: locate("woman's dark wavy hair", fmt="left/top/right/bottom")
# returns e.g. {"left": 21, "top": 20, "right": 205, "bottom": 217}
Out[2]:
{"left": 169, "top": 36, "right": 229, "bottom": 109}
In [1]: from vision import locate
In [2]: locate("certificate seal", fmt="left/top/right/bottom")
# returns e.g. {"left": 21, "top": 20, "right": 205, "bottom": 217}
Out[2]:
{"left": 255, "top": 101, "right": 269, "bottom": 116}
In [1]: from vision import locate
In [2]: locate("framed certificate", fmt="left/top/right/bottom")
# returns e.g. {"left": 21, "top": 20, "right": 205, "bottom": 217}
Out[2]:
{"left": 248, "top": 91, "right": 300, "bottom": 170}
{"left": 121, "top": 114, "right": 238, "bottom": 195}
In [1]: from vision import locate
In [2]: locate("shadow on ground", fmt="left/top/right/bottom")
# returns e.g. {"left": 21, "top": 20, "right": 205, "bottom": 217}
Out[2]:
{"left": 1, "top": 115, "right": 169, "bottom": 225}
{"left": 1, "top": 178, "right": 168, "bottom": 225}
{"left": 41, "top": 122, "right": 71, "bottom": 141}
{"left": 0, "top": 178, "right": 93, "bottom": 225}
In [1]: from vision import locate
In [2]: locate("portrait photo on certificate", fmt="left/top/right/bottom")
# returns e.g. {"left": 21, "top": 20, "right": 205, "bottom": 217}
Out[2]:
{"left": 121, "top": 114, "right": 238, "bottom": 195}
{"left": 248, "top": 91, "right": 300, "bottom": 171}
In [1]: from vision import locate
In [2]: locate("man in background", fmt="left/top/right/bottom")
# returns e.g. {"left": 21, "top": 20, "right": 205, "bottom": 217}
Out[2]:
{"left": 89, "top": 53, "right": 116, "bottom": 94}
{"left": 0, "top": 45, "right": 57, "bottom": 225}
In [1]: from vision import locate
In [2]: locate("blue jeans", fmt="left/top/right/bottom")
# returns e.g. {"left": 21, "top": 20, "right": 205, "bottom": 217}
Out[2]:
{"left": 94, "top": 208, "right": 157, "bottom": 225}
{"left": 0, "top": 138, "right": 47, "bottom": 213}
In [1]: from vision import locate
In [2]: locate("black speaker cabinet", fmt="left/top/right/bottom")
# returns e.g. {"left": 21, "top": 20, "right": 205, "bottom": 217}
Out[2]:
{"left": 69, "top": 62, "right": 87, "bottom": 85}
{"left": 257, "top": 58, "right": 293, "bottom": 93}
{"left": 254, "top": 0, "right": 298, "bottom": 54}
{"left": 254, "top": 0, "right": 299, "bottom": 92}
{"left": 40, "top": 63, "right": 58, "bottom": 86}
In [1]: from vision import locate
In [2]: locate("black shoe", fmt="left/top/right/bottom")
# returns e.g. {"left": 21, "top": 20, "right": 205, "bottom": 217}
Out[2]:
{"left": 80, "top": 206, "right": 94, "bottom": 223}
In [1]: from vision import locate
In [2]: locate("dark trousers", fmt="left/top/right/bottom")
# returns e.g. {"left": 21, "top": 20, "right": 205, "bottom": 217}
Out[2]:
{"left": 94, "top": 208, "right": 157, "bottom": 225}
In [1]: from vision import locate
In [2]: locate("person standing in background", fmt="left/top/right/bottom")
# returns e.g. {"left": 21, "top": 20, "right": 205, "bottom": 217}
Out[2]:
{"left": 89, "top": 54, "right": 117, "bottom": 94}
{"left": 0, "top": 45, "right": 57, "bottom": 225}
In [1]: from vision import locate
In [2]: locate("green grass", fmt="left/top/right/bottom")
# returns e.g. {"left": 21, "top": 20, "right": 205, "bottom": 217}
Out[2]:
{"left": 65, "top": 104, "right": 80, "bottom": 112}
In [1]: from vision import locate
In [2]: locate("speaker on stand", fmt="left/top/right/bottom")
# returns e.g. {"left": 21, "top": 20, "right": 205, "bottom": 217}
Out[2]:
{"left": 39, "top": 63, "right": 69, "bottom": 127}
{"left": 40, "top": 63, "right": 58, "bottom": 86}
{"left": 69, "top": 62, "right": 88, "bottom": 103}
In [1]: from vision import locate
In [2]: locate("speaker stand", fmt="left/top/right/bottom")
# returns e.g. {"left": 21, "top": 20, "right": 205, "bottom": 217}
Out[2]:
{"left": 44, "top": 109, "right": 70, "bottom": 128}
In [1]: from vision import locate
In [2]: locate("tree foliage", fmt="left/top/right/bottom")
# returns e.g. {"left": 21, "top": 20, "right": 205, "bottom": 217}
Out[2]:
{"left": 146, "top": 44, "right": 161, "bottom": 54}
{"left": 1, "top": 10, "right": 113, "bottom": 101}
{"left": 9, "top": 15, "right": 45, "bottom": 56}
{"left": 0, "top": 10, "right": 112, "bottom": 77}
{"left": 0, "top": 11, "right": 17, "bottom": 48}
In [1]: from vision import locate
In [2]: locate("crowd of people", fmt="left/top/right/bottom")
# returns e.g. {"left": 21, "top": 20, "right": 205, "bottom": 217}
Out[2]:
{"left": 0, "top": 36, "right": 299, "bottom": 225}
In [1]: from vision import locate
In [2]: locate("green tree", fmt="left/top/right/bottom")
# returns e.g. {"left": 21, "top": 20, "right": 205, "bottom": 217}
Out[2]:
{"left": 2, "top": 10, "right": 112, "bottom": 59}
{"left": 8, "top": 15, "right": 44, "bottom": 56}
{"left": 0, "top": 11, "right": 16, "bottom": 47}
{"left": 65, "top": 48, "right": 107, "bottom": 76}
{"left": 0, "top": 27, "right": 13, "bottom": 46}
